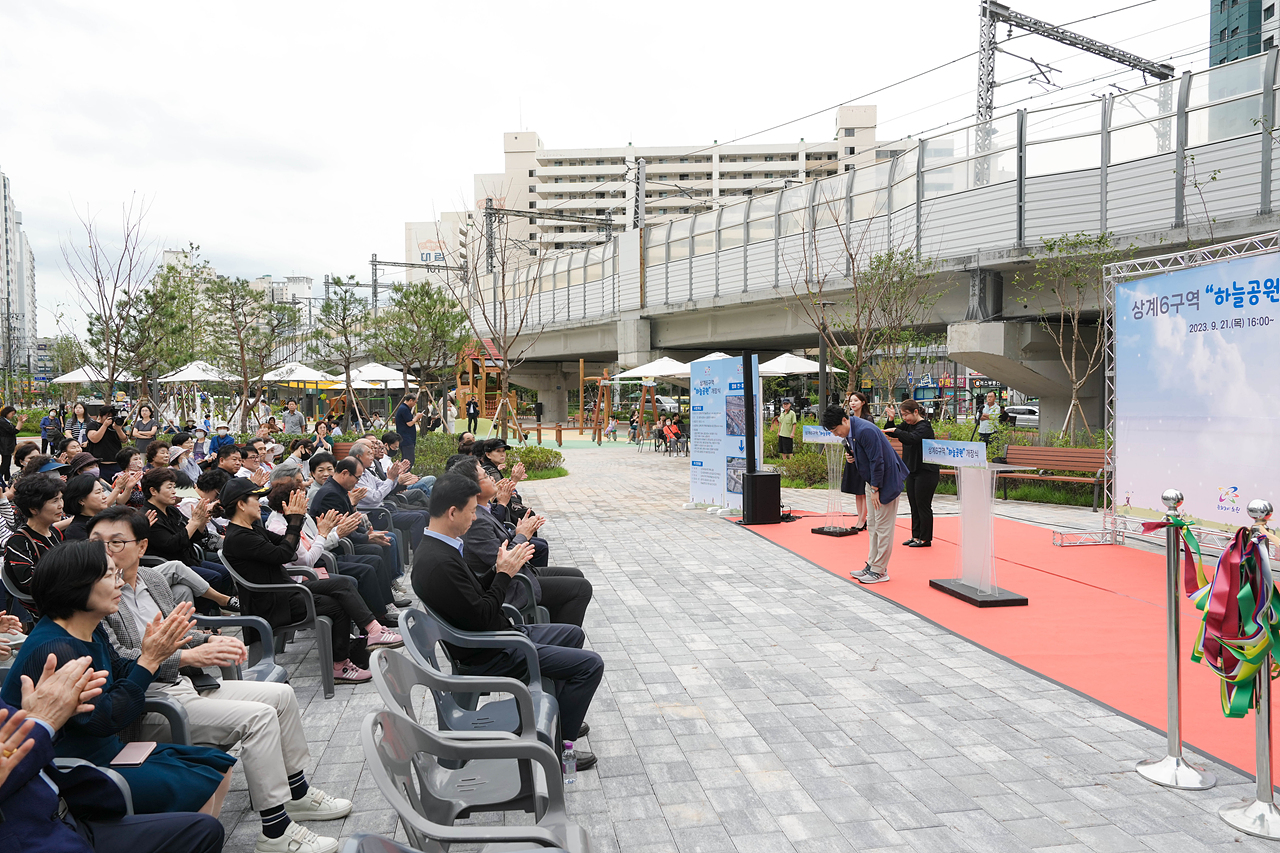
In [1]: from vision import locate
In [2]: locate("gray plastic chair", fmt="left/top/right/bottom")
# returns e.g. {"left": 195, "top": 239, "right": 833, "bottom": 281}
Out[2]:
{"left": 53, "top": 757, "right": 135, "bottom": 815}
{"left": 362, "top": 710, "right": 590, "bottom": 853}
{"left": 218, "top": 550, "right": 335, "bottom": 699}
{"left": 372, "top": 647, "right": 558, "bottom": 755}
{"left": 399, "top": 608, "right": 562, "bottom": 742}
{"left": 510, "top": 573, "right": 550, "bottom": 626}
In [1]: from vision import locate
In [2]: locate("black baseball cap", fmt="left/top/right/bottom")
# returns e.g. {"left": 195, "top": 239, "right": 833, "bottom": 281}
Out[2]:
{"left": 220, "top": 478, "right": 268, "bottom": 508}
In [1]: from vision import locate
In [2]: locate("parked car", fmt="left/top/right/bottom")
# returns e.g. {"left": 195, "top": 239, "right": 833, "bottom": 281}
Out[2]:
{"left": 655, "top": 395, "right": 681, "bottom": 414}
{"left": 1004, "top": 405, "right": 1039, "bottom": 429}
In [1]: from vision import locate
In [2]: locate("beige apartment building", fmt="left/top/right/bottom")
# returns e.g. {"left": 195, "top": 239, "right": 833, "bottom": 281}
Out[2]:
{"left": 406, "top": 105, "right": 897, "bottom": 277}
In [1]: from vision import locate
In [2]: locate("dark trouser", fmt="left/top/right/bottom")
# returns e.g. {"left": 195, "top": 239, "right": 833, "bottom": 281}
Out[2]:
{"left": 74, "top": 810, "right": 224, "bottom": 853}
{"left": 980, "top": 432, "right": 993, "bottom": 445}
{"left": 463, "top": 623, "right": 603, "bottom": 744}
{"left": 536, "top": 567, "right": 593, "bottom": 627}
{"left": 530, "top": 536, "right": 549, "bottom": 568}
{"left": 467, "top": 415, "right": 478, "bottom": 433}
{"left": 356, "top": 537, "right": 401, "bottom": 580}
{"left": 335, "top": 553, "right": 389, "bottom": 614}
{"left": 190, "top": 560, "right": 235, "bottom": 596}
{"left": 905, "top": 468, "right": 940, "bottom": 544}
{"left": 41, "top": 437, "right": 52, "bottom": 453}
{"left": 291, "top": 576, "right": 376, "bottom": 662}
{"left": 390, "top": 510, "right": 427, "bottom": 550}
{"left": 400, "top": 441, "right": 415, "bottom": 473}
{"left": 0, "top": 451, "right": 11, "bottom": 485}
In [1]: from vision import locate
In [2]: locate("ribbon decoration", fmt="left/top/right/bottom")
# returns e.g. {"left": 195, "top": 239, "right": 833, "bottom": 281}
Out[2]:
{"left": 1141, "top": 516, "right": 1209, "bottom": 593}
{"left": 1185, "top": 527, "right": 1280, "bottom": 718}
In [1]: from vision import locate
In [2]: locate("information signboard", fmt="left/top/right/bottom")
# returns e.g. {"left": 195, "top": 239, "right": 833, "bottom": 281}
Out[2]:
{"left": 689, "top": 355, "right": 762, "bottom": 508}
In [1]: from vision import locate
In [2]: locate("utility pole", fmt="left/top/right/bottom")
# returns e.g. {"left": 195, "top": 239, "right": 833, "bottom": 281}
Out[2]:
{"left": 974, "top": 0, "right": 1175, "bottom": 184}
{"left": 370, "top": 254, "right": 379, "bottom": 318}
{"left": 632, "top": 158, "right": 647, "bottom": 232}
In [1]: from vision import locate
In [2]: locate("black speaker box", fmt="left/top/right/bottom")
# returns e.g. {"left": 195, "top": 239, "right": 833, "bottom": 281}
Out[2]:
{"left": 741, "top": 471, "right": 781, "bottom": 525}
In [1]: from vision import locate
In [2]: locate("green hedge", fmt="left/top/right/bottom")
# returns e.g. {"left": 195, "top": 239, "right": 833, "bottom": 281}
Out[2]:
{"left": 411, "top": 433, "right": 567, "bottom": 479}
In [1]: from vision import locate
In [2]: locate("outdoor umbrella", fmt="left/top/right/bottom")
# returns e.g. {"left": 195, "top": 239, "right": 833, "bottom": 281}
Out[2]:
{"left": 263, "top": 362, "right": 330, "bottom": 383}
{"left": 51, "top": 365, "right": 139, "bottom": 384}
{"left": 350, "top": 362, "right": 404, "bottom": 383}
{"left": 614, "top": 357, "right": 689, "bottom": 379}
{"left": 759, "top": 353, "right": 846, "bottom": 374}
{"left": 158, "top": 361, "right": 235, "bottom": 383}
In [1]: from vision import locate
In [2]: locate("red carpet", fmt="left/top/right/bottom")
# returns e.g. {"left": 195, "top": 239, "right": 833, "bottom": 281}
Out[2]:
{"left": 736, "top": 511, "right": 1261, "bottom": 780}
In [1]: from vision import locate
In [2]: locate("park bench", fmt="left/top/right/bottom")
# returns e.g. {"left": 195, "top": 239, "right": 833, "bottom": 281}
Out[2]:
{"left": 999, "top": 445, "right": 1108, "bottom": 511}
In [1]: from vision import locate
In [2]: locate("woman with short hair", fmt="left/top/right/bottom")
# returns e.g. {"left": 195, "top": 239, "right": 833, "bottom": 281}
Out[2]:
{"left": 61, "top": 473, "right": 114, "bottom": 541}
{"left": 130, "top": 403, "right": 160, "bottom": 451}
{"left": 2, "top": 473, "right": 64, "bottom": 619}
{"left": 0, "top": 539, "right": 237, "bottom": 815}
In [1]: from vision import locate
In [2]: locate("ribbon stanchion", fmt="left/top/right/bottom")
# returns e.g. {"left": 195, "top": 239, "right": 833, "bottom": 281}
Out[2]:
{"left": 1135, "top": 489, "right": 1216, "bottom": 790}
{"left": 1219, "top": 500, "right": 1280, "bottom": 839}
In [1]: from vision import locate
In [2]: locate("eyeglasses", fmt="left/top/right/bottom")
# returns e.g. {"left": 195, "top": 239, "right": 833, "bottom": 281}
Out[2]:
{"left": 91, "top": 538, "right": 138, "bottom": 554}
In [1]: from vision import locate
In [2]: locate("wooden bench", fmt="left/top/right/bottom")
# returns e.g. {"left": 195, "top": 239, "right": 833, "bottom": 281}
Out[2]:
{"left": 999, "top": 445, "right": 1108, "bottom": 511}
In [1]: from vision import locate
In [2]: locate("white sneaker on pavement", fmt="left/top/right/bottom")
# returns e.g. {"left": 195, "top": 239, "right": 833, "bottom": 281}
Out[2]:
{"left": 254, "top": 822, "right": 338, "bottom": 853}
{"left": 284, "top": 788, "right": 353, "bottom": 821}
{"left": 858, "top": 571, "right": 890, "bottom": 584}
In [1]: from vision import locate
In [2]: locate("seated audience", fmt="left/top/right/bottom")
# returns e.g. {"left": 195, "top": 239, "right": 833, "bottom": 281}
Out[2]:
{"left": 141, "top": 468, "right": 235, "bottom": 600}
{"left": 145, "top": 440, "right": 171, "bottom": 470}
{"left": 362, "top": 434, "right": 432, "bottom": 504}
{"left": 473, "top": 439, "right": 534, "bottom": 518}
{"left": 3, "top": 474, "right": 65, "bottom": 618}
{"left": 0, "top": 654, "right": 226, "bottom": 853}
{"left": 0, "top": 541, "right": 236, "bottom": 815}
{"left": 264, "top": 483, "right": 395, "bottom": 625}
{"left": 309, "top": 457, "right": 401, "bottom": 585}
{"left": 170, "top": 433, "right": 204, "bottom": 481}
{"left": 113, "top": 448, "right": 146, "bottom": 508}
{"left": 61, "top": 474, "right": 116, "bottom": 541}
{"left": 451, "top": 458, "right": 592, "bottom": 626}
{"left": 220, "top": 479, "right": 402, "bottom": 684}
{"left": 414, "top": 473, "right": 602, "bottom": 770}
{"left": 93, "top": 508, "right": 351, "bottom": 853}
{"left": 346, "top": 441, "right": 427, "bottom": 549}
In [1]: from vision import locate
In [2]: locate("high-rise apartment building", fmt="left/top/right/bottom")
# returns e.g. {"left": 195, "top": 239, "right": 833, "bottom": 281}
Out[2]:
{"left": 1210, "top": 0, "right": 1280, "bottom": 64}
{"left": 0, "top": 170, "right": 37, "bottom": 374}
{"left": 249, "top": 274, "right": 313, "bottom": 303}
{"left": 407, "top": 105, "right": 893, "bottom": 275}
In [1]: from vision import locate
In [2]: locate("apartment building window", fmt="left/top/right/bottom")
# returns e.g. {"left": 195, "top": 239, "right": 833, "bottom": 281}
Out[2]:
{"left": 765, "top": 173, "right": 774, "bottom": 179}
{"left": 595, "top": 192, "right": 605, "bottom": 198}
{"left": 555, "top": 226, "right": 565, "bottom": 233}
{"left": 528, "top": 169, "right": 536, "bottom": 177}
{"left": 827, "top": 153, "right": 836, "bottom": 160}
{"left": 843, "top": 128, "right": 856, "bottom": 137}
{"left": 743, "top": 173, "right": 753, "bottom": 179}
{"left": 530, "top": 249, "right": 537, "bottom": 256}
{"left": 765, "top": 156, "right": 774, "bottom": 162}
{"left": 743, "top": 156, "right": 752, "bottom": 162}
{"left": 529, "top": 202, "right": 537, "bottom": 209}
{"left": 1268, "top": 4, "right": 1276, "bottom": 19}
{"left": 1220, "top": 28, "right": 1228, "bottom": 42}
{"left": 596, "top": 159, "right": 604, "bottom": 165}
{"left": 1233, "top": 0, "right": 1239, "bottom": 5}
{"left": 844, "top": 164, "right": 854, "bottom": 171}
{"left": 845, "top": 147, "right": 856, "bottom": 156}
{"left": 1231, "top": 26, "right": 1240, "bottom": 37}
{"left": 1267, "top": 35, "right": 1276, "bottom": 49}
{"left": 529, "top": 233, "right": 536, "bottom": 240}
{"left": 554, "top": 177, "right": 562, "bottom": 183}
{"left": 554, "top": 161, "right": 563, "bottom": 166}
{"left": 528, "top": 186, "right": 536, "bottom": 193}
{"left": 679, "top": 173, "right": 689, "bottom": 181}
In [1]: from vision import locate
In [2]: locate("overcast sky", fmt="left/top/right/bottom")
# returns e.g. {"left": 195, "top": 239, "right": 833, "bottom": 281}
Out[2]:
{"left": 0, "top": 0, "right": 1209, "bottom": 334}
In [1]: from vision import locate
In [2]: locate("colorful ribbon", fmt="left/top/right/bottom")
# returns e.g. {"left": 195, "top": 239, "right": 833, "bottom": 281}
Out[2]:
{"left": 1183, "top": 527, "right": 1280, "bottom": 718}
{"left": 1141, "top": 516, "right": 1209, "bottom": 593}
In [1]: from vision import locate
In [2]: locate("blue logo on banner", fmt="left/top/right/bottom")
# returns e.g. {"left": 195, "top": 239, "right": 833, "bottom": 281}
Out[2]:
{"left": 691, "top": 460, "right": 703, "bottom": 467}
{"left": 692, "top": 406, "right": 703, "bottom": 412}
{"left": 728, "top": 382, "right": 743, "bottom": 390}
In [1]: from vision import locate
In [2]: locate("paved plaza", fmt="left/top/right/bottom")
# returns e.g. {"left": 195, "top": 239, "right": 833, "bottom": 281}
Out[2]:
{"left": 217, "top": 442, "right": 1268, "bottom": 853}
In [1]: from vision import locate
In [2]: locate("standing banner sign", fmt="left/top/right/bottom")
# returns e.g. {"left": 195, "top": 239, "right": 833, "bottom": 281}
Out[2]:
{"left": 1115, "top": 253, "right": 1280, "bottom": 522}
{"left": 689, "top": 355, "right": 762, "bottom": 509}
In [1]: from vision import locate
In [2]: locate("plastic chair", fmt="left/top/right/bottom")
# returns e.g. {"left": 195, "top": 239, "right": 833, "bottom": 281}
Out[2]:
{"left": 510, "top": 573, "right": 550, "bottom": 626}
{"left": 366, "top": 506, "right": 411, "bottom": 571}
{"left": 218, "top": 550, "right": 335, "bottom": 699}
{"left": 372, "top": 647, "right": 558, "bottom": 754}
{"left": 398, "top": 608, "right": 560, "bottom": 749}
{"left": 362, "top": 710, "right": 590, "bottom": 853}
{"left": 343, "top": 832, "right": 568, "bottom": 853}
{"left": 53, "top": 757, "right": 135, "bottom": 816}
{"left": 1, "top": 561, "right": 34, "bottom": 609}
{"left": 371, "top": 649, "right": 549, "bottom": 818}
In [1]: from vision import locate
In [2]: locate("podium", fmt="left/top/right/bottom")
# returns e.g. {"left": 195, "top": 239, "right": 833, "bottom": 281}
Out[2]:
{"left": 929, "top": 463, "right": 1029, "bottom": 607}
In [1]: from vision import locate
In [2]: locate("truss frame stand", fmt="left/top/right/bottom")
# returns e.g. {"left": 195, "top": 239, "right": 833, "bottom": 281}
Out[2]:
{"left": 929, "top": 578, "right": 1029, "bottom": 607}
{"left": 812, "top": 525, "right": 857, "bottom": 537}
{"left": 1053, "top": 529, "right": 1123, "bottom": 547}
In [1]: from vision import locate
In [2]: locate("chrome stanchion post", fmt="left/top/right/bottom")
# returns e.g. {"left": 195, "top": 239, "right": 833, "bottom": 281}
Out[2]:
{"left": 1220, "top": 499, "right": 1280, "bottom": 839}
{"left": 1137, "top": 489, "right": 1216, "bottom": 789}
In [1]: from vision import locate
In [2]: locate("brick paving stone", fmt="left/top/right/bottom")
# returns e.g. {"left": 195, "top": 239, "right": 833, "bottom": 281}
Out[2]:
{"left": 209, "top": 445, "right": 1279, "bottom": 853}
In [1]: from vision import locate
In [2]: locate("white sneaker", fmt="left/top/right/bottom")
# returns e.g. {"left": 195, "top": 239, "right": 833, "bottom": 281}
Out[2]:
{"left": 255, "top": 822, "right": 338, "bottom": 853}
{"left": 283, "top": 788, "right": 354, "bottom": 821}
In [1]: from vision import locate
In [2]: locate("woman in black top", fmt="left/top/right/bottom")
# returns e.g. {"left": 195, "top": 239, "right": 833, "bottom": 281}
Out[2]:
{"left": 0, "top": 405, "right": 27, "bottom": 487}
{"left": 883, "top": 400, "right": 940, "bottom": 547}
{"left": 839, "top": 392, "right": 874, "bottom": 533}
{"left": 219, "top": 479, "right": 401, "bottom": 684}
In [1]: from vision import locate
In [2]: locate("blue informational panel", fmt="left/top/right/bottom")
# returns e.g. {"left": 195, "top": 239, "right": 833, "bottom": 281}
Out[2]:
{"left": 689, "top": 355, "right": 763, "bottom": 508}
{"left": 1115, "top": 253, "right": 1280, "bottom": 522}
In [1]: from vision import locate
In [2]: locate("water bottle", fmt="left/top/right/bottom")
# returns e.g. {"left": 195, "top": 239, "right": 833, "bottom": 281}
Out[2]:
{"left": 562, "top": 741, "right": 577, "bottom": 784}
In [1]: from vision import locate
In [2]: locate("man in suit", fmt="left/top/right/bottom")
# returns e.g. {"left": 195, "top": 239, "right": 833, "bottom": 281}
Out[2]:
{"left": 0, "top": 653, "right": 224, "bottom": 853}
{"left": 413, "top": 473, "right": 602, "bottom": 772}
{"left": 346, "top": 442, "right": 428, "bottom": 548}
{"left": 310, "top": 458, "right": 402, "bottom": 590}
{"left": 450, "top": 458, "right": 592, "bottom": 627}
{"left": 90, "top": 507, "right": 352, "bottom": 853}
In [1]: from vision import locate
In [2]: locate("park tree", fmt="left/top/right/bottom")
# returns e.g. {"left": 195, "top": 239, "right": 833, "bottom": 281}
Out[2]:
{"left": 434, "top": 202, "right": 549, "bottom": 437}
{"left": 120, "top": 243, "right": 214, "bottom": 403}
{"left": 308, "top": 277, "right": 370, "bottom": 431}
{"left": 206, "top": 277, "right": 302, "bottom": 431}
{"left": 62, "top": 195, "right": 158, "bottom": 395}
{"left": 368, "top": 280, "right": 469, "bottom": 393}
{"left": 1016, "top": 232, "right": 1130, "bottom": 440}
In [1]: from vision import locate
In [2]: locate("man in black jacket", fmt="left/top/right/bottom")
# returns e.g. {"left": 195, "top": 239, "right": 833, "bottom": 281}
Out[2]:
{"left": 309, "top": 458, "right": 402, "bottom": 594}
{"left": 451, "top": 458, "right": 592, "bottom": 626}
{"left": 413, "top": 473, "right": 602, "bottom": 771}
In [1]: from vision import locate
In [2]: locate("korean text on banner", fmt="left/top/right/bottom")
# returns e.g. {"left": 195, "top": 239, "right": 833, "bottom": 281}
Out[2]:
{"left": 922, "top": 439, "right": 987, "bottom": 469}
{"left": 689, "top": 355, "right": 762, "bottom": 509}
